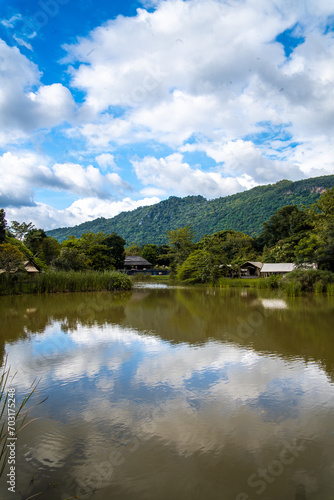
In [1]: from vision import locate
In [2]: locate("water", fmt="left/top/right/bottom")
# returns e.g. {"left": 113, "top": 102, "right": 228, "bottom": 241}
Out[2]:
{"left": 0, "top": 285, "right": 334, "bottom": 499}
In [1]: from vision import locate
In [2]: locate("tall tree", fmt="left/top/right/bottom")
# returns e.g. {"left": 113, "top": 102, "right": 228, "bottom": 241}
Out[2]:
{"left": 166, "top": 225, "right": 195, "bottom": 265}
{"left": 10, "top": 221, "right": 35, "bottom": 241}
{"left": 0, "top": 209, "right": 7, "bottom": 244}
{"left": 103, "top": 233, "right": 126, "bottom": 269}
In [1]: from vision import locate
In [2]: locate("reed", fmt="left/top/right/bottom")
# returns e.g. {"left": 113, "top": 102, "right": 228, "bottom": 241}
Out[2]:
{"left": 327, "top": 283, "right": 334, "bottom": 296}
{"left": 0, "top": 357, "right": 42, "bottom": 478}
{"left": 0, "top": 270, "right": 132, "bottom": 295}
{"left": 284, "top": 280, "right": 302, "bottom": 297}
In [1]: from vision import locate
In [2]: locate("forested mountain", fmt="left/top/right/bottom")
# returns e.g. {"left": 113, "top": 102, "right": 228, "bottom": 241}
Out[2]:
{"left": 47, "top": 175, "right": 334, "bottom": 245}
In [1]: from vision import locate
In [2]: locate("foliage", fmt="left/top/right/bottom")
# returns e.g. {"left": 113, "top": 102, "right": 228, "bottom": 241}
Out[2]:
{"left": 177, "top": 249, "right": 221, "bottom": 284}
{"left": 255, "top": 205, "right": 312, "bottom": 250}
{"left": 0, "top": 270, "right": 132, "bottom": 295}
{"left": 125, "top": 242, "right": 141, "bottom": 256}
{"left": 282, "top": 269, "right": 334, "bottom": 292}
{"left": 9, "top": 221, "right": 35, "bottom": 241}
{"left": 47, "top": 175, "right": 334, "bottom": 245}
{"left": 0, "top": 209, "right": 7, "bottom": 244}
{"left": 0, "top": 208, "right": 7, "bottom": 245}
{"left": 141, "top": 244, "right": 158, "bottom": 265}
{"left": 52, "top": 247, "right": 90, "bottom": 271}
{"left": 166, "top": 225, "right": 195, "bottom": 266}
{"left": 103, "top": 233, "right": 126, "bottom": 269}
{"left": 0, "top": 243, "right": 25, "bottom": 273}
{"left": 0, "top": 357, "right": 43, "bottom": 478}
{"left": 87, "top": 244, "right": 115, "bottom": 271}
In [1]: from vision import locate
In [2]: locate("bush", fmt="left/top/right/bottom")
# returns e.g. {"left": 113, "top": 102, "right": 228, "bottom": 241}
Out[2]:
{"left": 282, "top": 269, "right": 334, "bottom": 293}
{"left": 0, "top": 270, "right": 132, "bottom": 295}
{"left": 284, "top": 280, "right": 302, "bottom": 297}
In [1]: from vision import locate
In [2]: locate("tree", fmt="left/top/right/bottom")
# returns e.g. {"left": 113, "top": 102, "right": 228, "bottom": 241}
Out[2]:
{"left": 87, "top": 244, "right": 115, "bottom": 271}
{"left": 103, "top": 233, "right": 126, "bottom": 269}
{"left": 166, "top": 225, "right": 195, "bottom": 265}
{"left": 0, "top": 243, "right": 25, "bottom": 273}
{"left": 125, "top": 242, "right": 141, "bottom": 256}
{"left": 10, "top": 221, "right": 35, "bottom": 241}
{"left": 0, "top": 209, "right": 7, "bottom": 244}
{"left": 24, "top": 229, "right": 47, "bottom": 256}
{"left": 256, "top": 205, "right": 312, "bottom": 250}
{"left": 141, "top": 244, "right": 158, "bottom": 266}
{"left": 52, "top": 248, "right": 90, "bottom": 271}
{"left": 177, "top": 249, "right": 221, "bottom": 284}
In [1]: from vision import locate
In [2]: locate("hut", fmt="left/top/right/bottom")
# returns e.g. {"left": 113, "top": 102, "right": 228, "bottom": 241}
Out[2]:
{"left": 260, "top": 263, "right": 317, "bottom": 277}
{"left": 239, "top": 261, "right": 263, "bottom": 278}
{"left": 124, "top": 256, "right": 152, "bottom": 273}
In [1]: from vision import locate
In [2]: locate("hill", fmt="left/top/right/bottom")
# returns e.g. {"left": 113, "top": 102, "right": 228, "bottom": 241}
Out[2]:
{"left": 47, "top": 175, "right": 334, "bottom": 245}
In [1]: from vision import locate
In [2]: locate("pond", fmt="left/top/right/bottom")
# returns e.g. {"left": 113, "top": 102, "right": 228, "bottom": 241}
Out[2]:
{"left": 0, "top": 284, "right": 334, "bottom": 500}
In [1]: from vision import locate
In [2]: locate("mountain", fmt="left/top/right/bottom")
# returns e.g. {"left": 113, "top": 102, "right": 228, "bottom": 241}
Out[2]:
{"left": 47, "top": 175, "right": 334, "bottom": 244}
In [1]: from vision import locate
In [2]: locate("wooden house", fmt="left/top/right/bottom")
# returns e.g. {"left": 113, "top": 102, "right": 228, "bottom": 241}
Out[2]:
{"left": 124, "top": 256, "right": 152, "bottom": 271}
{"left": 260, "top": 263, "right": 316, "bottom": 277}
{"left": 239, "top": 261, "right": 263, "bottom": 278}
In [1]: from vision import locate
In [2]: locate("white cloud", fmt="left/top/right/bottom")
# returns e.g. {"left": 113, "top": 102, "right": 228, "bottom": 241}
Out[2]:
{"left": 5, "top": 196, "right": 161, "bottom": 230}
{"left": 62, "top": 0, "right": 334, "bottom": 176}
{"left": 0, "top": 39, "right": 75, "bottom": 142}
{"left": 95, "top": 153, "right": 118, "bottom": 171}
{"left": 132, "top": 153, "right": 255, "bottom": 198}
{"left": 0, "top": 151, "right": 133, "bottom": 209}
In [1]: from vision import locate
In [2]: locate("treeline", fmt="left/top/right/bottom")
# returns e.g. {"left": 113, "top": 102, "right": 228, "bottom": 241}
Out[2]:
{"left": 47, "top": 174, "right": 334, "bottom": 245}
{"left": 162, "top": 187, "right": 334, "bottom": 285}
{"left": 0, "top": 212, "right": 132, "bottom": 294}
{"left": 1, "top": 186, "right": 333, "bottom": 290}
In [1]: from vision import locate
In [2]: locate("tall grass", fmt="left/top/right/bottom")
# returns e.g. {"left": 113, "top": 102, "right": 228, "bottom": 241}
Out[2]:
{"left": 218, "top": 278, "right": 270, "bottom": 289}
{"left": 0, "top": 357, "right": 42, "bottom": 477}
{"left": 0, "top": 270, "right": 132, "bottom": 295}
{"left": 284, "top": 280, "right": 302, "bottom": 297}
{"left": 327, "top": 283, "right": 334, "bottom": 296}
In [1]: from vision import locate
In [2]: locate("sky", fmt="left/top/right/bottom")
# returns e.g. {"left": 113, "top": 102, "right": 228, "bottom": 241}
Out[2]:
{"left": 0, "top": 0, "right": 334, "bottom": 230}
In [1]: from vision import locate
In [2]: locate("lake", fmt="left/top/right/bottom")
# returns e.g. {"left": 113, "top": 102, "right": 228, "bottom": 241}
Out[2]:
{"left": 0, "top": 284, "right": 334, "bottom": 500}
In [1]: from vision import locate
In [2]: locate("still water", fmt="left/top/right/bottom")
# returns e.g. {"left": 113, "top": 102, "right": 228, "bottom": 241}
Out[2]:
{"left": 0, "top": 284, "right": 334, "bottom": 500}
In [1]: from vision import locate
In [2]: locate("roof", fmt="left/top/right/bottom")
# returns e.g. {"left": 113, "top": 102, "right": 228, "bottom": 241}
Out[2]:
{"left": 124, "top": 256, "right": 152, "bottom": 267}
{"left": 240, "top": 261, "right": 263, "bottom": 269}
{"left": 24, "top": 261, "right": 40, "bottom": 273}
{"left": 261, "top": 263, "right": 295, "bottom": 273}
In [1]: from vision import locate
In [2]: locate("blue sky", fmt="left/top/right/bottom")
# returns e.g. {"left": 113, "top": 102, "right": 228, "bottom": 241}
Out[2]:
{"left": 1, "top": 0, "right": 334, "bottom": 230}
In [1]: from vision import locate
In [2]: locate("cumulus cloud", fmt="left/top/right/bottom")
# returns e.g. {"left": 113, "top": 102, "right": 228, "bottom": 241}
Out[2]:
{"left": 0, "top": 39, "right": 75, "bottom": 143}
{"left": 0, "top": 152, "right": 133, "bottom": 209}
{"left": 132, "top": 153, "right": 255, "bottom": 198}
{"left": 5, "top": 196, "right": 161, "bottom": 230}
{"left": 62, "top": 0, "right": 334, "bottom": 172}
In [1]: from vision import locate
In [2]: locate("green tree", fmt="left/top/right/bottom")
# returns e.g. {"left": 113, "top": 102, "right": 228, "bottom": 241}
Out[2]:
{"left": 24, "top": 228, "right": 47, "bottom": 256}
{"left": 177, "top": 249, "right": 221, "bottom": 284}
{"left": 141, "top": 244, "right": 158, "bottom": 266}
{"left": 87, "top": 244, "right": 115, "bottom": 271}
{"left": 166, "top": 225, "right": 195, "bottom": 266}
{"left": 10, "top": 221, "right": 35, "bottom": 241}
{"left": 0, "top": 209, "right": 7, "bottom": 244}
{"left": 256, "top": 205, "right": 312, "bottom": 250}
{"left": 0, "top": 243, "right": 25, "bottom": 272}
{"left": 103, "top": 233, "right": 126, "bottom": 269}
{"left": 52, "top": 248, "right": 90, "bottom": 271}
{"left": 125, "top": 242, "right": 141, "bottom": 256}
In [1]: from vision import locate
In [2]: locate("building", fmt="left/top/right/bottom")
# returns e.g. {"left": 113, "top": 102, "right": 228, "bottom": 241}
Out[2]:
{"left": 0, "top": 258, "right": 41, "bottom": 275}
{"left": 239, "top": 261, "right": 263, "bottom": 278}
{"left": 260, "top": 263, "right": 317, "bottom": 277}
{"left": 124, "top": 256, "right": 152, "bottom": 271}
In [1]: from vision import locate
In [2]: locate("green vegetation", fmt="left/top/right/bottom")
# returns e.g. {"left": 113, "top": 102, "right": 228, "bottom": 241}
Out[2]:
{"left": 0, "top": 357, "right": 42, "bottom": 477}
{"left": 0, "top": 270, "right": 132, "bottom": 295}
{"left": 47, "top": 175, "right": 334, "bottom": 245}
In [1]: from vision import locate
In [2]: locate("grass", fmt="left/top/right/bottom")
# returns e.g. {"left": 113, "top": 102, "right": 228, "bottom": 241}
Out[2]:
{"left": 283, "top": 280, "right": 302, "bottom": 297}
{"left": 218, "top": 278, "right": 270, "bottom": 289}
{"left": 327, "top": 283, "right": 334, "bottom": 296}
{"left": 0, "top": 270, "right": 132, "bottom": 295}
{"left": 0, "top": 356, "right": 43, "bottom": 478}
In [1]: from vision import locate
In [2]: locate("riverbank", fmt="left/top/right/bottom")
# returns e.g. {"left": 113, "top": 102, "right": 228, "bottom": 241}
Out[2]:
{"left": 0, "top": 270, "right": 132, "bottom": 295}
